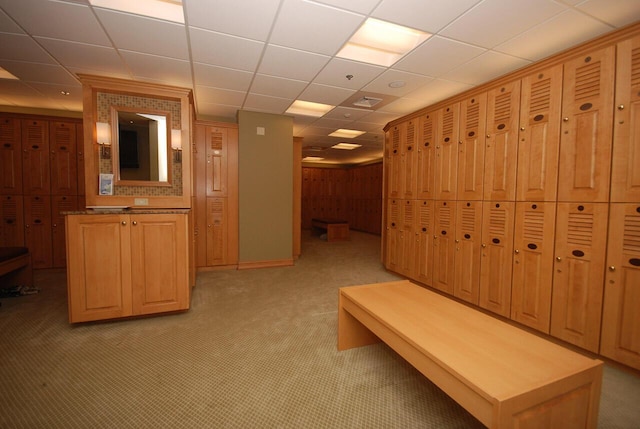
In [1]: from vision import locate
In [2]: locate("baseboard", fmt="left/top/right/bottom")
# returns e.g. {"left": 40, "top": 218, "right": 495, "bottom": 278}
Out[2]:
{"left": 237, "top": 259, "right": 294, "bottom": 270}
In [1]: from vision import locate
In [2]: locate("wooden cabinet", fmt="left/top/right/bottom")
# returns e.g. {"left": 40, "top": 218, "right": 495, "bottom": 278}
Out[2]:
{"left": 384, "top": 198, "right": 401, "bottom": 272}
{"left": 205, "top": 197, "right": 228, "bottom": 266}
{"left": 24, "top": 195, "right": 52, "bottom": 269}
{"left": 414, "top": 199, "right": 434, "bottom": 286}
{"left": 50, "top": 121, "right": 77, "bottom": 196}
{"left": 386, "top": 125, "right": 402, "bottom": 199}
{"left": 76, "top": 124, "right": 85, "bottom": 197}
{"left": 454, "top": 200, "right": 482, "bottom": 305}
{"left": 0, "top": 194, "right": 24, "bottom": 246}
{"left": 432, "top": 200, "right": 456, "bottom": 294}
{"left": 397, "top": 199, "right": 415, "bottom": 277}
{"left": 51, "top": 195, "right": 77, "bottom": 268}
{"left": 0, "top": 117, "right": 22, "bottom": 195}
{"left": 66, "top": 213, "right": 190, "bottom": 323}
{"left": 416, "top": 111, "right": 436, "bottom": 200}
{"left": 434, "top": 103, "right": 459, "bottom": 200}
{"left": 600, "top": 203, "right": 640, "bottom": 368}
{"left": 457, "top": 94, "right": 486, "bottom": 201}
{"left": 401, "top": 119, "right": 418, "bottom": 199}
{"left": 21, "top": 119, "right": 50, "bottom": 195}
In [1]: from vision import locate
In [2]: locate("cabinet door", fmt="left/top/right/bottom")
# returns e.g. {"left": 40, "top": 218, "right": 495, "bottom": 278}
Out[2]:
{"left": 24, "top": 195, "right": 52, "bottom": 269}
{"left": 479, "top": 201, "right": 515, "bottom": 317}
{"left": 21, "top": 119, "right": 50, "bottom": 195}
{"left": 76, "top": 124, "right": 85, "bottom": 197}
{"left": 384, "top": 198, "right": 401, "bottom": 272}
{"left": 457, "top": 94, "right": 486, "bottom": 201}
{"left": 50, "top": 121, "right": 78, "bottom": 195}
{"left": 454, "top": 200, "right": 482, "bottom": 305}
{"left": 434, "top": 103, "right": 459, "bottom": 200}
{"left": 517, "top": 65, "right": 562, "bottom": 201}
{"left": 511, "top": 202, "right": 556, "bottom": 333}
{"left": 550, "top": 202, "right": 608, "bottom": 352}
{"left": 206, "top": 197, "right": 228, "bottom": 266}
{"left": 402, "top": 119, "right": 418, "bottom": 199}
{"left": 600, "top": 203, "right": 640, "bottom": 370}
{"left": 414, "top": 199, "right": 434, "bottom": 286}
{"left": 432, "top": 200, "right": 456, "bottom": 295}
{"left": 416, "top": 111, "right": 436, "bottom": 200}
{"left": 611, "top": 36, "right": 640, "bottom": 202}
{"left": 204, "top": 125, "right": 228, "bottom": 197}
{"left": 66, "top": 214, "right": 132, "bottom": 322}
{"left": 0, "top": 194, "right": 24, "bottom": 246}
{"left": 386, "top": 126, "right": 402, "bottom": 199}
{"left": 398, "top": 199, "right": 415, "bottom": 277}
{"left": 484, "top": 81, "right": 520, "bottom": 201}
{"left": 558, "top": 46, "right": 615, "bottom": 202}
{"left": 0, "top": 117, "right": 22, "bottom": 194}
{"left": 130, "top": 214, "right": 189, "bottom": 315}
{"left": 51, "top": 195, "right": 77, "bottom": 268}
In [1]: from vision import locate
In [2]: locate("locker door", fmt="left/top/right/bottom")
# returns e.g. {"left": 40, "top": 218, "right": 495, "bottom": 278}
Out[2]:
{"left": 24, "top": 195, "right": 52, "bottom": 268}
{"left": 479, "top": 201, "right": 515, "bottom": 317}
{"left": 0, "top": 117, "right": 22, "bottom": 194}
{"left": 204, "top": 126, "right": 228, "bottom": 197}
{"left": 432, "top": 200, "right": 456, "bottom": 295}
{"left": 402, "top": 119, "right": 418, "bottom": 199}
{"left": 454, "top": 200, "right": 482, "bottom": 305}
{"left": 398, "top": 199, "right": 415, "bottom": 278}
{"left": 600, "top": 203, "right": 640, "bottom": 370}
{"left": 558, "top": 46, "right": 615, "bottom": 202}
{"left": 206, "top": 197, "right": 228, "bottom": 266}
{"left": 51, "top": 195, "right": 78, "bottom": 268}
{"left": 22, "top": 119, "right": 50, "bottom": 195}
{"left": 0, "top": 195, "right": 24, "bottom": 246}
{"left": 415, "top": 199, "right": 434, "bottom": 287}
{"left": 511, "top": 202, "right": 556, "bottom": 333}
{"left": 50, "top": 121, "right": 78, "bottom": 195}
{"left": 550, "top": 202, "right": 608, "bottom": 352}
{"left": 76, "top": 123, "right": 85, "bottom": 197}
{"left": 611, "top": 36, "right": 640, "bottom": 202}
{"left": 517, "top": 64, "right": 562, "bottom": 201}
{"left": 434, "top": 103, "right": 459, "bottom": 200}
{"left": 484, "top": 81, "right": 520, "bottom": 201}
{"left": 457, "top": 93, "right": 486, "bottom": 201}
{"left": 386, "top": 125, "right": 402, "bottom": 199}
{"left": 416, "top": 111, "right": 436, "bottom": 200}
{"left": 384, "top": 198, "right": 401, "bottom": 272}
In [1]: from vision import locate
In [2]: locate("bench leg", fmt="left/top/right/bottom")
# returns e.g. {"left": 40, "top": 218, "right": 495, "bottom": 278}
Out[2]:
{"left": 338, "top": 293, "right": 381, "bottom": 351}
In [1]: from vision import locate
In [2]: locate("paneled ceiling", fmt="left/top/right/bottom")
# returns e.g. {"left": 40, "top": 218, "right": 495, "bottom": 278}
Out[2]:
{"left": 1, "top": 0, "right": 639, "bottom": 165}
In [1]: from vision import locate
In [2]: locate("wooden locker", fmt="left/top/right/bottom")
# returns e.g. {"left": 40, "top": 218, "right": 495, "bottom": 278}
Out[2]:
{"left": 397, "top": 199, "right": 415, "bottom": 277}
{"left": 0, "top": 194, "right": 24, "bottom": 246}
{"left": 600, "top": 203, "right": 640, "bottom": 370}
{"left": 401, "top": 119, "right": 418, "bottom": 199}
{"left": 550, "top": 202, "right": 608, "bottom": 352}
{"left": 385, "top": 198, "right": 401, "bottom": 272}
{"left": 21, "top": 119, "right": 50, "bottom": 195}
{"left": 558, "top": 46, "right": 615, "bottom": 202}
{"left": 24, "top": 195, "right": 52, "bottom": 269}
{"left": 517, "top": 64, "right": 562, "bottom": 201}
{"left": 76, "top": 123, "right": 85, "bottom": 197}
{"left": 432, "top": 200, "right": 456, "bottom": 295}
{"left": 454, "top": 200, "right": 482, "bottom": 305}
{"left": 611, "top": 36, "right": 640, "bottom": 202}
{"left": 0, "top": 116, "right": 22, "bottom": 195}
{"left": 386, "top": 125, "right": 402, "bottom": 199}
{"left": 204, "top": 125, "right": 229, "bottom": 197}
{"left": 51, "top": 195, "right": 78, "bottom": 268}
{"left": 479, "top": 201, "right": 515, "bottom": 317}
{"left": 414, "top": 199, "right": 434, "bottom": 286}
{"left": 206, "top": 197, "right": 228, "bottom": 266}
{"left": 457, "top": 93, "right": 486, "bottom": 201}
{"left": 50, "top": 121, "right": 78, "bottom": 195}
{"left": 416, "top": 111, "right": 436, "bottom": 200}
{"left": 511, "top": 202, "right": 556, "bottom": 333}
{"left": 434, "top": 103, "right": 459, "bottom": 200}
{"left": 484, "top": 81, "right": 520, "bottom": 201}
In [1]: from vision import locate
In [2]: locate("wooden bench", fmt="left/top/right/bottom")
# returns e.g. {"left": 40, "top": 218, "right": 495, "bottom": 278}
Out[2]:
{"left": 338, "top": 280, "right": 603, "bottom": 429}
{"left": 311, "top": 218, "right": 349, "bottom": 242}
{"left": 0, "top": 247, "right": 32, "bottom": 288}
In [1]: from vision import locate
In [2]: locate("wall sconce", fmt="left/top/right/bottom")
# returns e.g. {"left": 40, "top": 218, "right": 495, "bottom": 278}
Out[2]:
{"left": 96, "top": 122, "right": 111, "bottom": 159}
{"left": 171, "top": 129, "right": 182, "bottom": 163}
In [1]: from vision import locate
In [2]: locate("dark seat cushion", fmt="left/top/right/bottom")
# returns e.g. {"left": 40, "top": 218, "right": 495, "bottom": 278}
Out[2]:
{"left": 0, "top": 247, "right": 29, "bottom": 262}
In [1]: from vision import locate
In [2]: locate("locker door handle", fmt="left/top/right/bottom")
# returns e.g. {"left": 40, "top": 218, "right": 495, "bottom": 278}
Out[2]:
{"left": 618, "top": 104, "right": 625, "bottom": 111}
{"left": 514, "top": 249, "right": 519, "bottom": 254}
{"left": 481, "top": 244, "right": 486, "bottom": 248}
{"left": 121, "top": 221, "right": 127, "bottom": 226}
{"left": 132, "top": 221, "right": 137, "bottom": 226}
{"left": 563, "top": 117, "right": 569, "bottom": 122}
{"left": 556, "top": 256, "right": 562, "bottom": 262}
{"left": 608, "top": 266, "right": 616, "bottom": 272}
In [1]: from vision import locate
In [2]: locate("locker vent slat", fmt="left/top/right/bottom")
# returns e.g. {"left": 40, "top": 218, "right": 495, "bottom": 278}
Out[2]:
{"left": 494, "top": 92, "right": 512, "bottom": 123}
{"left": 419, "top": 203, "right": 432, "bottom": 227}
{"left": 0, "top": 121, "right": 16, "bottom": 142}
{"left": 461, "top": 206, "right": 476, "bottom": 232}
{"left": 442, "top": 108, "right": 454, "bottom": 138}
{"left": 406, "top": 122, "right": 415, "bottom": 146}
{"left": 489, "top": 208, "right": 506, "bottom": 236}
{"left": 523, "top": 210, "right": 544, "bottom": 242}
{"left": 25, "top": 124, "right": 44, "bottom": 146}
{"left": 210, "top": 132, "right": 223, "bottom": 150}
{"left": 403, "top": 202, "right": 414, "bottom": 226}
{"left": 567, "top": 212, "right": 593, "bottom": 246}
{"left": 422, "top": 115, "right": 433, "bottom": 142}
{"left": 631, "top": 48, "right": 640, "bottom": 88}
{"left": 392, "top": 128, "right": 400, "bottom": 150}
{"left": 465, "top": 101, "right": 480, "bottom": 132}
{"left": 2, "top": 198, "right": 17, "bottom": 219}
{"left": 623, "top": 215, "right": 640, "bottom": 253}
{"left": 574, "top": 61, "right": 601, "bottom": 101}
{"left": 530, "top": 78, "right": 551, "bottom": 114}
{"left": 439, "top": 205, "right": 452, "bottom": 229}
{"left": 54, "top": 126, "right": 72, "bottom": 146}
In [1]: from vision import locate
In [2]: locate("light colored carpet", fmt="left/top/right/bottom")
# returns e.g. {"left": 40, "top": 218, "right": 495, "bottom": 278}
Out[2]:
{"left": 0, "top": 230, "right": 639, "bottom": 428}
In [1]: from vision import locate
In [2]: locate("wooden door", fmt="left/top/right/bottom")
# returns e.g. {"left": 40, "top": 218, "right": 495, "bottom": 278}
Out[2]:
{"left": 479, "top": 201, "right": 515, "bottom": 317}
{"left": 384, "top": 198, "right": 401, "bottom": 272}
{"left": 204, "top": 125, "right": 228, "bottom": 197}
{"left": 206, "top": 197, "right": 228, "bottom": 266}
{"left": 517, "top": 65, "right": 562, "bottom": 201}
{"left": 402, "top": 119, "right": 418, "bottom": 199}
{"left": 511, "top": 202, "right": 556, "bottom": 333}
{"left": 434, "top": 103, "right": 459, "bottom": 200}
{"left": 76, "top": 123, "right": 85, "bottom": 197}
{"left": 50, "top": 121, "right": 78, "bottom": 195}
{"left": 66, "top": 214, "right": 132, "bottom": 323}
{"left": 414, "top": 199, "right": 434, "bottom": 287}
{"left": 558, "top": 46, "right": 615, "bottom": 202}
{"left": 457, "top": 93, "right": 486, "bottom": 201}
{"left": 0, "top": 117, "right": 22, "bottom": 195}
{"left": 550, "top": 202, "right": 608, "bottom": 352}
{"left": 600, "top": 203, "right": 640, "bottom": 370}
{"left": 24, "top": 195, "right": 52, "bottom": 269}
{"left": 21, "top": 119, "right": 50, "bottom": 195}
{"left": 130, "top": 213, "right": 189, "bottom": 315}
{"left": 0, "top": 194, "right": 24, "bottom": 246}
{"left": 416, "top": 111, "right": 436, "bottom": 200}
{"left": 432, "top": 200, "right": 456, "bottom": 295}
{"left": 484, "top": 81, "right": 520, "bottom": 201}
{"left": 51, "top": 195, "right": 77, "bottom": 268}
{"left": 386, "top": 125, "right": 402, "bottom": 199}
{"left": 398, "top": 199, "right": 415, "bottom": 277}
{"left": 611, "top": 36, "right": 640, "bottom": 202}
{"left": 454, "top": 200, "right": 482, "bottom": 305}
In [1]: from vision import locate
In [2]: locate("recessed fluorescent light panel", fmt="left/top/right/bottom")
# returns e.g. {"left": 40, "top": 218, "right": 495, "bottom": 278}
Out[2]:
{"left": 337, "top": 18, "right": 430, "bottom": 67}
{"left": 302, "top": 156, "right": 325, "bottom": 161}
{"left": 0, "top": 67, "right": 19, "bottom": 80}
{"left": 89, "top": 0, "right": 184, "bottom": 23}
{"left": 329, "top": 129, "right": 366, "bottom": 138}
{"left": 332, "top": 143, "right": 362, "bottom": 150}
{"left": 286, "top": 100, "right": 335, "bottom": 118}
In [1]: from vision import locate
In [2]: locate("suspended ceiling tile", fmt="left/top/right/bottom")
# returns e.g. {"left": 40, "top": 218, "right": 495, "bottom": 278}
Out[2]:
{"left": 323, "top": 106, "right": 373, "bottom": 121}
{"left": 270, "top": 0, "right": 364, "bottom": 56}
{"left": 193, "top": 63, "right": 254, "bottom": 91}
{"left": 359, "top": 110, "right": 404, "bottom": 126}
{"left": 196, "top": 102, "right": 239, "bottom": 120}
{"left": 119, "top": 51, "right": 193, "bottom": 87}
{"left": 313, "top": 58, "right": 385, "bottom": 90}
{"left": 394, "top": 36, "right": 485, "bottom": 77}
{"left": 26, "top": 81, "right": 82, "bottom": 104}
{"left": 249, "top": 74, "right": 308, "bottom": 99}
{"left": 378, "top": 97, "right": 431, "bottom": 115}
{"left": 445, "top": 50, "right": 531, "bottom": 86}
{"left": 577, "top": 0, "right": 640, "bottom": 27}
{"left": 495, "top": 10, "right": 612, "bottom": 62}
{"left": 372, "top": 0, "right": 481, "bottom": 32}
{"left": 185, "top": 0, "right": 279, "bottom": 41}
{"left": 406, "top": 78, "right": 474, "bottom": 107}
{"left": 243, "top": 93, "right": 293, "bottom": 114}
{"left": 258, "top": 45, "right": 331, "bottom": 81}
{"left": 299, "top": 84, "right": 355, "bottom": 106}
{"left": 313, "top": 0, "right": 379, "bottom": 15}
{"left": 195, "top": 85, "right": 245, "bottom": 106}
{"left": 95, "top": 9, "right": 189, "bottom": 60}
{"left": 0, "top": 8, "right": 24, "bottom": 33}
{"left": 0, "top": 60, "right": 79, "bottom": 86}
{"left": 363, "top": 69, "right": 433, "bottom": 97}
{"left": 441, "top": 0, "right": 566, "bottom": 48}
{"left": 35, "top": 37, "right": 126, "bottom": 73}
{"left": 0, "top": 34, "right": 55, "bottom": 63}
{"left": 311, "top": 116, "right": 353, "bottom": 130}
{"left": 189, "top": 28, "right": 264, "bottom": 71}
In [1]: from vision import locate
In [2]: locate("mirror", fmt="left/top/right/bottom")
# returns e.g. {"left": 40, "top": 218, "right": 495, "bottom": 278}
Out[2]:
{"left": 112, "top": 107, "right": 172, "bottom": 186}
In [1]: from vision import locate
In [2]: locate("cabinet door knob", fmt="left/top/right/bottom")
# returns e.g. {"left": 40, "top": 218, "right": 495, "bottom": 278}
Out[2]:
{"left": 520, "top": 127, "right": 525, "bottom": 131}
{"left": 618, "top": 104, "right": 625, "bottom": 111}
{"left": 121, "top": 221, "right": 127, "bottom": 226}
{"left": 514, "top": 249, "right": 519, "bottom": 254}
{"left": 556, "top": 256, "right": 562, "bottom": 262}
{"left": 132, "top": 221, "right": 137, "bottom": 226}
{"left": 563, "top": 117, "right": 569, "bottom": 122}
{"left": 608, "top": 266, "right": 616, "bottom": 272}
{"left": 481, "top": 243, "right": 486, "bottom": 248}
{"left": 455, "top": 239, "right": 460, "bottom": 243}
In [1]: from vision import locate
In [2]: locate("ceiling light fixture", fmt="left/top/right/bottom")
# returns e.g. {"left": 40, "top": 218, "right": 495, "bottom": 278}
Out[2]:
{"left": 337, "top": 18, "right": 431, "bottom": 67}
{"left": 388, "top": 80, "right": 406, "bottom": 88}
{"left": 332, "top": 143, "right": 362, "bottom": 150}
{"left": 89, "top": 0, "right": 185, "bottom": 23}
{"left": 302, "top": 156, "right": 325, "bottom": 161}
{"left": 286, "top": 100, "right": 335, "bottom": 118}
{"left": 0, "top": 67, "right": 19, "bottom": 80}
{"left": 329, "top": 129, "right": 366, "bottom": 138}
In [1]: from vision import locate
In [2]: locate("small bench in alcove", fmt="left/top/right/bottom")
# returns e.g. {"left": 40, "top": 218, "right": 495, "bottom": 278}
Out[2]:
{"left": 311, "top": 218, "right": 350, "bottom": 242}
{"left": 0, "top": 247, "right": 33, "bottom": 288}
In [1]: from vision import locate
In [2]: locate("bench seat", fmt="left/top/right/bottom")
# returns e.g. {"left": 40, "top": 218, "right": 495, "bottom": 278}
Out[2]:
{"left": 311, "top": 218, "right": 349, "bottom": 242}
{"left": 338, "top": 280, "right": 603, "bottom": 429}
{"left": 0, "top": 247, "right": 32, "bottom": 287}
